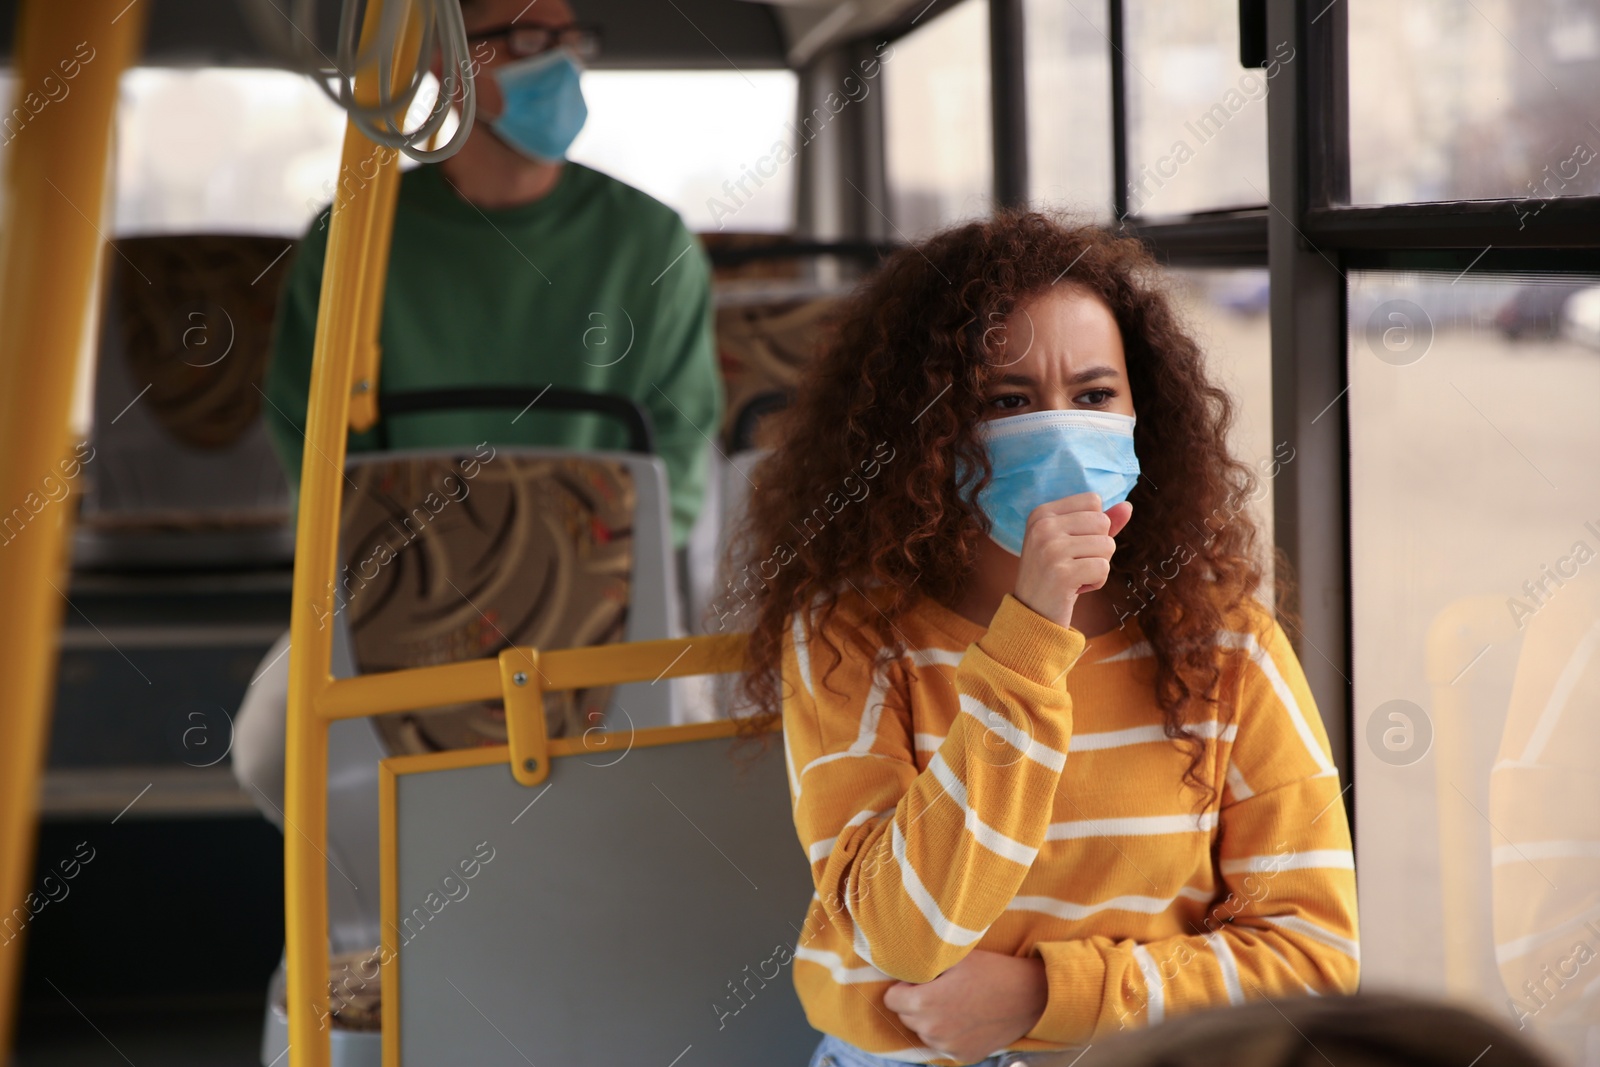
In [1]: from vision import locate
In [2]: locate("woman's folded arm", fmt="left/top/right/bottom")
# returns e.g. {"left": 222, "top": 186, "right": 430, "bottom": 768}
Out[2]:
{"left": 783, "top": 593, "right": 1089, "bottom": 984}
{"left": 1024, "top": 772, "right": 1360, "bottom": 1043}
{"left": 1025, "top": 613, "right": 1360, "bottom": 1043}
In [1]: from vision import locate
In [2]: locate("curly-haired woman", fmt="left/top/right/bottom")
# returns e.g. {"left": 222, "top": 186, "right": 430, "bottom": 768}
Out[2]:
{"left": 725, "top": 213, "right": 1359, "bottom": 1067}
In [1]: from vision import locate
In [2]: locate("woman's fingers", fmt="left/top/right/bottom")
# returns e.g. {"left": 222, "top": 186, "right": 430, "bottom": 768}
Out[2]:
{"left": 882, "top": 981, "right": 916, "bottom": 1014}
{"left": 1106, "top": 499, "right": 1133, "bottom": 537}
{"left": 1014, "top": 493, "right": 1127, "bottom": 629}
{"left": 1024, "top": 491, "right": 1109, "bottom": 529}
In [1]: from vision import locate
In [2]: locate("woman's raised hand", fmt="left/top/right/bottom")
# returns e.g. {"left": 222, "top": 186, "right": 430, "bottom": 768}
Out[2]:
{"left": 1013, "top": 492, "right": 1133, "bottom": 631}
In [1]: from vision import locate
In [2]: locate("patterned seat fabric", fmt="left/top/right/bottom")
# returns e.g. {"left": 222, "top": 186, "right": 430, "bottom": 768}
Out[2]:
{"left": 701, "top": 231, "right": 850, "bottom": 452}
{"left": 83, "top": 234, "right": 296, "bottom": 535}
{"left": 714, "top": 297, "right": 839, "bottom": 451}
{"left": 336, "top": 453, "right": 636, "bottom": 755}
{"left": 113, "top": 233, "right": 294, "bottom": 453}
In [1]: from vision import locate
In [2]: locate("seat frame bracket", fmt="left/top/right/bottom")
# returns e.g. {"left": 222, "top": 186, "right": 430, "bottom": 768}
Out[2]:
{"left": 499, "top": 648, "right": 551, "bottom": 787}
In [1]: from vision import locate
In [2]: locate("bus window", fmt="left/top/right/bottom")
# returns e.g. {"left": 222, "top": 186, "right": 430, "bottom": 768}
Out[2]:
{"left": 113, "top": 68, "right": 347, "bottom": 236}
{"left": 1024, "top": 0, "right": 1112, "bottom": 220}
{"left": 1349, "top": 269, "right": 1600, "bottom": 1063}
{"left": 884, "top": 0, "right": 992, "bottom": 237}
{"left": 1348, "top": 0, "right": 1600, "bottom": 205}
{"left": 570, "top": 70, "right": 798, "bottom": 233}
{"left": 1166, "top": 267, "right": 1276, "bottom": 590}
{"left": 1122, "top": 0, "right": 1270, "bottom": 217}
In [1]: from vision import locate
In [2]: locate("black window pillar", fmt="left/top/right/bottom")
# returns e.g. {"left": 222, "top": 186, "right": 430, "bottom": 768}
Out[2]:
{"left": 988, "top": 0, "right": 1028, "bottom": 209}
{"left": 1265, "top": 0, "right": 1352, "bottom": 773}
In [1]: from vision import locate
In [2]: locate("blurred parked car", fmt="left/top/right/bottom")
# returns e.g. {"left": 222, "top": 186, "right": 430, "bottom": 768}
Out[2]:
{"left": 1494, "top": 281, "right": 1591, "bottom": 340}
{"left": 1560, "top": 285, "right": 1600, "bottom": 349}
{"left": 1208, "top": 271, "right": 1271, "bottom": 315}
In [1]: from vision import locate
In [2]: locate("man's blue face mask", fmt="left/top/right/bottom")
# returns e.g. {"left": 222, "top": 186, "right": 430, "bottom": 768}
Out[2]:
{"left": 489, "top": 47, "right": 588, "bottom": 163}
{"left": 960, "top": 409, "right": 1141, "bottom": 556}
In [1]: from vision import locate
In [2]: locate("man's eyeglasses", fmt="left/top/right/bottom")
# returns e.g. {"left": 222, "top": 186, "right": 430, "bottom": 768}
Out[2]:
{"left": 466, "top": 23, "right": 603, "bottom": 63}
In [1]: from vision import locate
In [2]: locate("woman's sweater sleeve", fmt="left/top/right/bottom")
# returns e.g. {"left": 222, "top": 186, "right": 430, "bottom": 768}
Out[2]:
{"left": 1024, "top": 615, "right": 1360, "bottom": 1043}
{"left": 782, "top": 594, "right": 1088, "bottom": 984}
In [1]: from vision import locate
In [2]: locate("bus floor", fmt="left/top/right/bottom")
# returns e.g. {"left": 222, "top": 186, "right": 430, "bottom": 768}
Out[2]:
{"left": 12, "top": 814, "right": 285, "bottom": 1067}
{"left": 15, "top": 998, "right": 264, "bottom": 1066}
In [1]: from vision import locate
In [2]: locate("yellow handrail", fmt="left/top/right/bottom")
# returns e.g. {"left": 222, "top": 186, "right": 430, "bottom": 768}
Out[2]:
{"left": 0, "top": 3, "right": 148, "bottom": 1057}
{"left": 316, "top": 633, "right": 750, "bottom": 720}
{"left": 284, "top": 1, "right": 418, "bottom": 1062}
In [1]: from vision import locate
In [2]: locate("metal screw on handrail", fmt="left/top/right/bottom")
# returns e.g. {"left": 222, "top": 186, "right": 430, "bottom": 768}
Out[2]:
{"left": 513, "top": 671, "right": 527, "bottom": 686}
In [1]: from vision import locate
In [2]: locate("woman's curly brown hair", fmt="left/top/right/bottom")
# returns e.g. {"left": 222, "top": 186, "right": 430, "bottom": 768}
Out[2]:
{"left": 720, "top": 211, "right": 1296, "bottom": 802}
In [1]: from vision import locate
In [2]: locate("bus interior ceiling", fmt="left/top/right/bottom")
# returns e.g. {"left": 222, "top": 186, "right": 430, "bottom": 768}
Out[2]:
{"left": 0, "top": 0, "right": 945, "bottom": 70}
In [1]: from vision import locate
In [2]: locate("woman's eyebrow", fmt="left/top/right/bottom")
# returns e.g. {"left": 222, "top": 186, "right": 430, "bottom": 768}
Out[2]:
{"left": 988, "top": 366, "right": 1122, "bottom": 389}
{"left": 1066, "top": 364, "right": 1121, "bottom": 385}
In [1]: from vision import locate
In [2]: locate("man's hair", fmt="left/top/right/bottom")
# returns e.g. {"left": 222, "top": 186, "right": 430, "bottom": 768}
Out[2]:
{"left": 457, "top": 0, "right": 582, "bottom": 14}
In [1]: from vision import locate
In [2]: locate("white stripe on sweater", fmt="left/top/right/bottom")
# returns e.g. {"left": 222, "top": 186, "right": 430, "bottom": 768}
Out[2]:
{"left": 846, "top": 660, "right": 892, "bottom": 756}
{"left": 782, "top": 725, "right": 801, "bottom": 803}
{"left": 792, "top": 946, "right": 889, "bottom": 984}
{"left": 1219, "top": 850, "right": 1354, "bottom": 875}
{"left": 1208, "top": 932, "right": 1246, "bottom": 1006}
{"left": 1007, "top": 890, "right": 1192, "bottom": 921}
{"left": 1217, "top": 630, "right": 1333, "bottom": 774}
{"left": 1046, "top": 811, "right": 1218, "bottom": 840}
{"left": 1132, "top": 945, "right": 1166, "bottom": 1023}
{"left": 1263, "top": 913, "right": 1360, "bottom": 961}
{"left": 1072, "top": 720, "right": 1238, "bottom": 751}
{"left": 957, "top": 694, "right": 1068, "bottom": 772}
{"left": 926, "top": 751, "right": 1039, "bottom": 865}
{"left": 1102, "top": 640, "right": 1153, "bottom": 662}
{"left": 884, "top": 819, "right": 987, "bottom": 946}
{"left": 909, "top": 648, "right": 964, "bottom": 669}
{"left": 808, "top": 808, "right": 885, "bottom": 863}
{"left": 792, "top": 613, "right": 814, "bottom": 699}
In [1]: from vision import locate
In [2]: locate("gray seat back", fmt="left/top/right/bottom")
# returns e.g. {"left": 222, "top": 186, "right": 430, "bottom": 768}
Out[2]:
{"left": 78, "top": 233, "right": 296, "bottom": 568}
{"left": 388, "top": 727, "right": 818, "bottom": 1066}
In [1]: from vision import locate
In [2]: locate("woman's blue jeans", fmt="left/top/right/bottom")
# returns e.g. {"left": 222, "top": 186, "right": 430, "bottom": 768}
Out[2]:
{"left": 808, "top": 1032, "right": 1082, "bottom": 1067}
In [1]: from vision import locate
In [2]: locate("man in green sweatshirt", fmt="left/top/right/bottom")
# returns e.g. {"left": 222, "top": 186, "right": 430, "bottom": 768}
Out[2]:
{"left": 233, "top": 0, "right": 725, "bottom": 933}
{"left": 263, "top": 0, "right": 723, "bottom": 551}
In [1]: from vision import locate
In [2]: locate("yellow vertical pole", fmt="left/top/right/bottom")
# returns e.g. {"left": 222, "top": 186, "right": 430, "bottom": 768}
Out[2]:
{"left": 284, "top": 3, "right": 417, "bottom": 1064}
{"left": 0, "top": 1, "right": 148, "bottom": 1057}
{"left": 346, "top": 163, "right": 399, "bottom": 433}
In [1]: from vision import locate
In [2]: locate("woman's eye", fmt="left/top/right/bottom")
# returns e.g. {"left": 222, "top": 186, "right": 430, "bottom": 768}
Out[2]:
{"left": 989, "top": 394, "right": 1027, "bottom": 410}
{"left": 1077, "top": 389, "right": 1114, "bottom": 406}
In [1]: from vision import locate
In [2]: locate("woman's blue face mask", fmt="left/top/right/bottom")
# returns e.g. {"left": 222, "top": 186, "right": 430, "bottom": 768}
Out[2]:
{"left": 960, "top": 409, "right": 1141, "bottom": 555}
{"left": 489, "top": 47, "right": 588, "bottom": 162}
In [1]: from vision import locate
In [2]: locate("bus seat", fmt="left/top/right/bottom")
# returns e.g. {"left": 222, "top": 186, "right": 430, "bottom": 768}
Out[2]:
{"left": 686, "top": 235, "right": 885, "bottom": 641}
{"left": 75, "top": 233, "right": 297, "bottom": 568}
{"left": 249, "top": 446, "right": 690, "bottom": 1065}
{"left": 334, "top": 447, "right": 684, "bottom": 750}
{"left": 383, "top": 726, "right": 818, "bottom": 1065}
{"left": 1423, "top": 596, "right": 1526, "bottom": 1000}
{"left": 715, "top": 293, "right": 836, "bottom": 449}
{"left": 681, "top": 286, "right": 836, "bottom": 638}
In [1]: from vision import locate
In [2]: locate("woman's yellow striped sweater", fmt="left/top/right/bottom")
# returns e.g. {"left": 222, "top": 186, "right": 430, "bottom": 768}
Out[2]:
{"left": 780, "top": 587, "right": 1359, "bottom": 1065}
